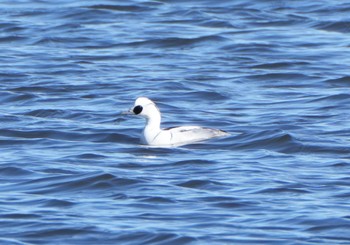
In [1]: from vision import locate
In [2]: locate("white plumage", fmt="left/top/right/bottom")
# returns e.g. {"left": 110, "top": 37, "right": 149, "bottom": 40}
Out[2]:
{"left": 130, "top": 97, "right": 228, "bottom": 146}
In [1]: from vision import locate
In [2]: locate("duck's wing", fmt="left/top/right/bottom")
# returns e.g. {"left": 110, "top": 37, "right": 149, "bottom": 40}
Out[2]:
{"left": 165, "top": 126, "right": 228, "bottom": 145}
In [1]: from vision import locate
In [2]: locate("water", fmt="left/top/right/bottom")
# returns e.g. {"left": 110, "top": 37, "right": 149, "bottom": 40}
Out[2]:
{"left": 1, "top": 0, "right": 350, "bottom": 244}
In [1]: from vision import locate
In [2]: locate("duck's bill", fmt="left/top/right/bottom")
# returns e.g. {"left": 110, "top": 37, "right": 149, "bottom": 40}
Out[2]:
{"left": 120, "top": 108, "right": 134, "bottom": 115}
{"left": 115, "top": 109, "right": 133, "bottom": 124}
{"left": 121, "top": 111, "right": 133, "bottom": 115}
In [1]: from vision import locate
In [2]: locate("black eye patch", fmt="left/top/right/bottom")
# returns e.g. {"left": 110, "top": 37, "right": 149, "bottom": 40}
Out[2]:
{"left": 133, "top": 105, "right": 143, "bottom": 115}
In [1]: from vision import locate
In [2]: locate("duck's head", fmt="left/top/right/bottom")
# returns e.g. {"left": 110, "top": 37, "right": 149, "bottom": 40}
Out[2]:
{"left": 131, "top": 97, "right": 160, "bottom": 119}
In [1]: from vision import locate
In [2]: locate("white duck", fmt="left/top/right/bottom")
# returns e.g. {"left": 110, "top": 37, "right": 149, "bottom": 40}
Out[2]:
{"left": 130, "top": 97, "right": 228, "bottom": 146}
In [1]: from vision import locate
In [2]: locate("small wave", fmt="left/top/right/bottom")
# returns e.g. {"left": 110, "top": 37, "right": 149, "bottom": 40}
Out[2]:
{"left": 0, "top": 138, "right": 40, "bottom": 146}
{"left": 300, "top": 144, "right": 350, "bottom": 156}
{"left": 24, "top": 109, "right": 68, "bottom": 118}
{"left": 0, "top": 237, "right": 31, "bottom": 245}
{"left": 11, "top": 85, "right": 67, "bottom": 93}
{"left": 303, "top": 217, "right": 350, "bottom": 233}
{"left": 199, "top": 196, "right": 258, "bottom": 209}
{"left": 1, "top": 213, "right": 41, "bottom": 220}
{"left": 0, "top": 128, "right": 132, "bottom": 144}
{"left": 0, "top": 91, "right": 37, "bottom": 104}
{"left": 41, "top": 199, "right": 75, "bottom": 208}
{"left": 184, "top": 90, "right": 228, "bottom": 102}
{"left": 247, "top": 72, "right": 314, "bottom": 82}
{"left": 199, "top": 19, "right": 236, "bottom": 28}
{"left": 251, "top": 61, "right": 310, "bottom": 70}
{"left": 25, "top": 172, "right": 145, "bottom": 195}
{"left": 0, "top": 35, "right": 27, "bottom": 43}
{"left": 176, "top": 179, "right": 225, "bottom": 190}
{"left": 23, "top": 227, "right": 94, "bottom": 240}
{"left": 0, "top": 72, "right": 28, "bottom": 80}
{"left": 229, "top": 129, "right": 349, "bottom": 155}
{"left": 315, "top": 21, "right": 350, "bottom": 33}
{"left": 174, "top": 159, "right": 213, "bottom": 166}
{"left": 310, "top": 93, "right": 350, "bottom": 103}
{"left": 75, "top": 153, "right": 107, "bottom": 159}
{"left": 87, "top": 4, "right": 155, "bottom": 12}
{"left": 114, "top": 231, "right": 196, "bottom": 245}
{"left": 0, "top": 167, "right": 34, "bottom": 177}
{"left": 233, "top": 130, "right": 302, "bottom": 153}
{"left": 139, "top": 196, "right": 176, "bottom": 204}
{"left": 118, "top": 35, "right": 228, "bottom": 49}
{"left": 254, "top": 186, "right": 311, "bottom": 194}
{"left": 324, "top": 76, "right": 350, "bottom": 87}
{"left": 0, "top": 129, "right": 81, "bottom": 141}
{"left": 221, "top": 42, "right": 276, "bottom": 53}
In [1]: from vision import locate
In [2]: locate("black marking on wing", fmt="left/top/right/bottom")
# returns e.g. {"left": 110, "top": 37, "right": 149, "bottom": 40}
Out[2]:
{"left": 166, "top": 127, "right": 211, "bottom": 135}
{"left": 164, "top": 126, "right": 194, "bottom": 133}
{"left": 164, "top": 126, "right": 178, "bottom": 131}
{"left": 165, "top": 126, "right": 227, "bottom": 134}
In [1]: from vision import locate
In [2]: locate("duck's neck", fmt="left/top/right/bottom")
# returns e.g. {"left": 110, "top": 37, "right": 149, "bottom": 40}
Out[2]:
{"left": 141, "top": 104, "right": 163, "bottom": 144}
{"left": 145, "top": 112, "right": 161, "bottom": 132}
{"left": 142, "top": 110, "right": 162, "bottom": 145}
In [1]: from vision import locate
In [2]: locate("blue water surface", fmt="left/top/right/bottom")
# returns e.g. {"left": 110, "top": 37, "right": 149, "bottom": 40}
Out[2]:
{"left": 0, "top": 0, "right": 350, "bottom": 244}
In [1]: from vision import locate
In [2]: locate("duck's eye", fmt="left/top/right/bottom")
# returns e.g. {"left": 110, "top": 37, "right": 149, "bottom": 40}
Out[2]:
{"left": 133, "top": 105, "right": 143, "bottom": 115}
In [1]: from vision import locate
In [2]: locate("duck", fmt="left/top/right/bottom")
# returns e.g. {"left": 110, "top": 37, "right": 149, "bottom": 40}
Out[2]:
{"left": 129, "top": 97, "right": 228, "bottom": 146}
